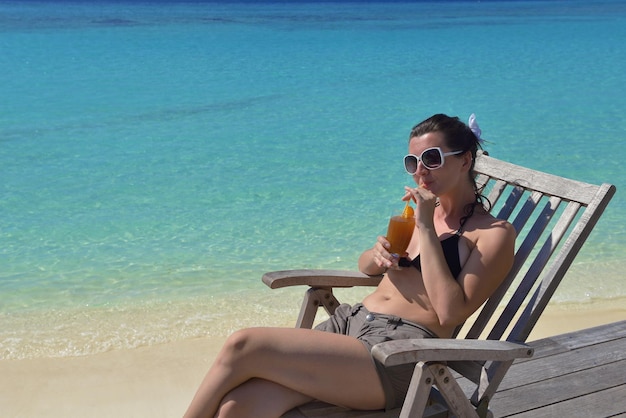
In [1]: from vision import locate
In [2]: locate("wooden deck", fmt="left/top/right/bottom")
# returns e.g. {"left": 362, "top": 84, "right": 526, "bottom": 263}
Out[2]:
{"left": 489, "top": 320, "right": 626, "bottom": 417}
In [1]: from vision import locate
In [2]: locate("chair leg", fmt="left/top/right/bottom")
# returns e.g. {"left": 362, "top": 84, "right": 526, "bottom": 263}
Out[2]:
{"left": 399, "top": 362, "right": 436, "bottom": 418}
{"left": 318, "top": 288, "right": 340, "bottom": 317}
{"left": 295, "top": 288, "right": 340, "bottom": 329}
{"left": 431, "top": 364, "right": 479, "bottom": 418}
{"left": 295, "top": 288, "right": 321, "bottom": 329}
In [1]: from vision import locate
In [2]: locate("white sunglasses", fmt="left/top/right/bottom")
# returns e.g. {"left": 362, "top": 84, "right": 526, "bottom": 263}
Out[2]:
{"left": 403, "top": 147, "right": 464, "bottom": 173}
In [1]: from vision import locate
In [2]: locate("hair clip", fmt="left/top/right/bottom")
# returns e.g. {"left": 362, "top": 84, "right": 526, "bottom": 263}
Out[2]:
{"left": 468, "top": 113, "right": 483, "bottom": 143}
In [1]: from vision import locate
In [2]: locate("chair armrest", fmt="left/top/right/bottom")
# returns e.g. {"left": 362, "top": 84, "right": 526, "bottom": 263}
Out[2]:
{"left": 372, "top": 338, "right": 534, "bottom": 367}
{"left": 262, "top": 269, "right": 383, "bottom": 289}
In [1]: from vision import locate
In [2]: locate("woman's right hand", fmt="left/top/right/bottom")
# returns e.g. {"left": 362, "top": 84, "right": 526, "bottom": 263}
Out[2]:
{"left": 372, "top": 235, "right": 400, "bottom": 269}
{"left": 359, "top": 236, "right": 404, "bottom": 274}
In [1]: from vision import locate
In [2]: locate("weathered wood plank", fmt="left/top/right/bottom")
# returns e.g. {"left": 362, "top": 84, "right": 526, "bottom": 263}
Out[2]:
{"left": 515, "top": 320, "right": 626, "bottom": 363}
{"left": 262, "top": 269, "right": 382, "bottom": 289}
{"left": 474, "top": 153, "right": 603, "bottom": 204}
{"left": 454, "top": 324, "right": 625, "bottom": 414}
{"left": 497, "top": 338, "right": 626, "bottom": 391}
{"left": 491, "top": 358, "right": 626, "bottom": 416}
{"left": 497, "top": 385, "right": 626, "bottom": 418}
{"left": 549, "top": 320, "right": 626, "bottom": 350}
{"left": 371, "top": 339, "right": 533, "bottom": 367}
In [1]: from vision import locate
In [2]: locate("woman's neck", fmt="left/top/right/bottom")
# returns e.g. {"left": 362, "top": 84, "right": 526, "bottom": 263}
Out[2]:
{"left": 436, "top": 187, "right": 477, "bottom": 227}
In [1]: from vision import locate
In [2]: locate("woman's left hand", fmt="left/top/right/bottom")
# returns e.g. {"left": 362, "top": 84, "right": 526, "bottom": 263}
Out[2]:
{"left": 404, "top": 186, "right": 438, "bottom": 228}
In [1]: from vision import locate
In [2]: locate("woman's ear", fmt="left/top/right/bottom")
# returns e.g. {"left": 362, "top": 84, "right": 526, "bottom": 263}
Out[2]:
{"left": 461, "top": 152, "right": 473, "bottom": 171}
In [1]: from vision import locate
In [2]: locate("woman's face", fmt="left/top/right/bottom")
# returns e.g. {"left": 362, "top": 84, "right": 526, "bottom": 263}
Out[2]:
{"left": 408, "top": 131, "right": 465, "bottom": 195}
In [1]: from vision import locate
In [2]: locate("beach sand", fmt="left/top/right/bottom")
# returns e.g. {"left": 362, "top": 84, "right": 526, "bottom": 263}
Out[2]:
{"left": 2, "top": 299, "right": 624, "bottom": 417}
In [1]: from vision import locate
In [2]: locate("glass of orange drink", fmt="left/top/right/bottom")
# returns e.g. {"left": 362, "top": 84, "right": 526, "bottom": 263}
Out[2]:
{"left": 386, "top": 203, "right": 415, "bottom": 257}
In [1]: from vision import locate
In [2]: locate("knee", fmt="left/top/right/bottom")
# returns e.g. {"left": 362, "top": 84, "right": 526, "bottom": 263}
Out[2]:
{"left": 215, "top": 396, "right": 249, "bottom": 418}
{"left": 217, "top": 328, "right": 259, "bottom": 366}
{"left": 215, "top": 389, "right": 263, "bottom": 418}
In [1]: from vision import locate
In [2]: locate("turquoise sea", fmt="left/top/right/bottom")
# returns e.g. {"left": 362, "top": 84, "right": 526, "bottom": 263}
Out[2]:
{"left": 1, "top": 0, "right": 625, "bottom": 360}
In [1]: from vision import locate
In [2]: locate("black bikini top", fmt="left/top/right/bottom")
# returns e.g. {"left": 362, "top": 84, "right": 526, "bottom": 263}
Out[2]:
{"left": 398, "top": 200, "right": 478, "bottom": 279}
{"left": 398, "top": 232, "right": 462, "bottom": 278}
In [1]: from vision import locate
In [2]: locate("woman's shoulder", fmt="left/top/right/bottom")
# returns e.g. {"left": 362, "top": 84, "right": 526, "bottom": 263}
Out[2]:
{"left": 466, "top": 209, "right": 516, "bottom": 241}
{"left": 481, "top": 210, "right": 513, "bottom": 227}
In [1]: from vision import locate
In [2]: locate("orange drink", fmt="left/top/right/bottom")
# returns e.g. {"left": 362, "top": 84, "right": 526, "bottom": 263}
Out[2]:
{"left": 386, "top": 205, "right": 415, "bottom": 256}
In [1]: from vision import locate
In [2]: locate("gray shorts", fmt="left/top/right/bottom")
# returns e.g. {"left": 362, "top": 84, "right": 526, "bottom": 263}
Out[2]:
{"left": 314, "top": 303, "right": 437, "bottom": 410}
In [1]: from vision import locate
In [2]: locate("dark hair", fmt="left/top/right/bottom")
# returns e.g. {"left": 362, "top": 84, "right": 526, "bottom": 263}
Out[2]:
{"left": 410, "top": 113, "right": 482, "bottom": 161}
{"left": 409, "top": 113, "right": 491, "bottom": 225}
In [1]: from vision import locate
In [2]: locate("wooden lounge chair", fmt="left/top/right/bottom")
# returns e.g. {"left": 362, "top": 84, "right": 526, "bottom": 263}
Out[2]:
{"left": 262, "top": 152, "right": 616, "bottom": 418}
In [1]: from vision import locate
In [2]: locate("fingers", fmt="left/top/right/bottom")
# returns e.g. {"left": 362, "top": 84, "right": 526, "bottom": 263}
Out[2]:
{"left": 374, "top": 236, "right": 398, "bottom": 268}
{"left": 404, "top": 185, "right": 427, "bottom": 200}
{"left": 404, "top": 186, "right": 437, "bottom": 207}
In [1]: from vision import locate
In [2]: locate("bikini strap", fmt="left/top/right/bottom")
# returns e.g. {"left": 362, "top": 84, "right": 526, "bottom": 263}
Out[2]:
{"left": 457, "top": 195, "right": 481, "bottom": 235}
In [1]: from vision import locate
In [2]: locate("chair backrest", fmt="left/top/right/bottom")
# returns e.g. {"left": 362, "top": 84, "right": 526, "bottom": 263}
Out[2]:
{"left": 453, "top": 151, "right": 616, "bottom": 343}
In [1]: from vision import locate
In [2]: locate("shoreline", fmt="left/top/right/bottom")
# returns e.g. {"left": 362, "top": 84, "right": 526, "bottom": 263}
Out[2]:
{"left": 1, "top": 299, "right": 624, "bottom": 417}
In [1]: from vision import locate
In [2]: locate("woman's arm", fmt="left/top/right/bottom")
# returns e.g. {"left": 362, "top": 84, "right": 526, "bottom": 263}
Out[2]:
{"left": 420, "top": 219, "right": 516, "bottom": 327}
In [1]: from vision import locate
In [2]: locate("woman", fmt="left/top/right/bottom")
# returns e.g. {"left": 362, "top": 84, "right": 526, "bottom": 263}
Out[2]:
{"left": 184, "top": 114, "right": 516, "bottom": 418}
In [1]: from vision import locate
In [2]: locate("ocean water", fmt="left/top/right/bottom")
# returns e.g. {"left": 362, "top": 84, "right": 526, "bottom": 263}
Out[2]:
{"left": 1, "top": 0, "right": 625, "bottom": 360}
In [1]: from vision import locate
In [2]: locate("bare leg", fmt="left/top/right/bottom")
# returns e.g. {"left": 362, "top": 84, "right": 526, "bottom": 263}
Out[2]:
{"left": 216, "top": 378, "right": 312, "bottom": 418}
{"left": 183, "top": 327, "right": 386, "bottom": 418}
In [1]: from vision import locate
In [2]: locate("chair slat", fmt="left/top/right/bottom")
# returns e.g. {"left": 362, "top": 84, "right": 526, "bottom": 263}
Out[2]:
{"left": 485, "top": 178, "right": 509, "bottom": 209}
{"left": 509, "top": 191, "right": 543, "bottom": 234}
{"left": 464, "top": 193, "right": 554, "bottom": 340}
{"left": 508, "top": 183, "right": 615, "bottom": 341}
{"left": 494, "top": 185, "right": 525, "bottom": 222}
{"left": 503, "top": 201, "right": 581, "bottom": 341}
{"left": 488, "top": 195, "right": 564, "bottom": 340}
